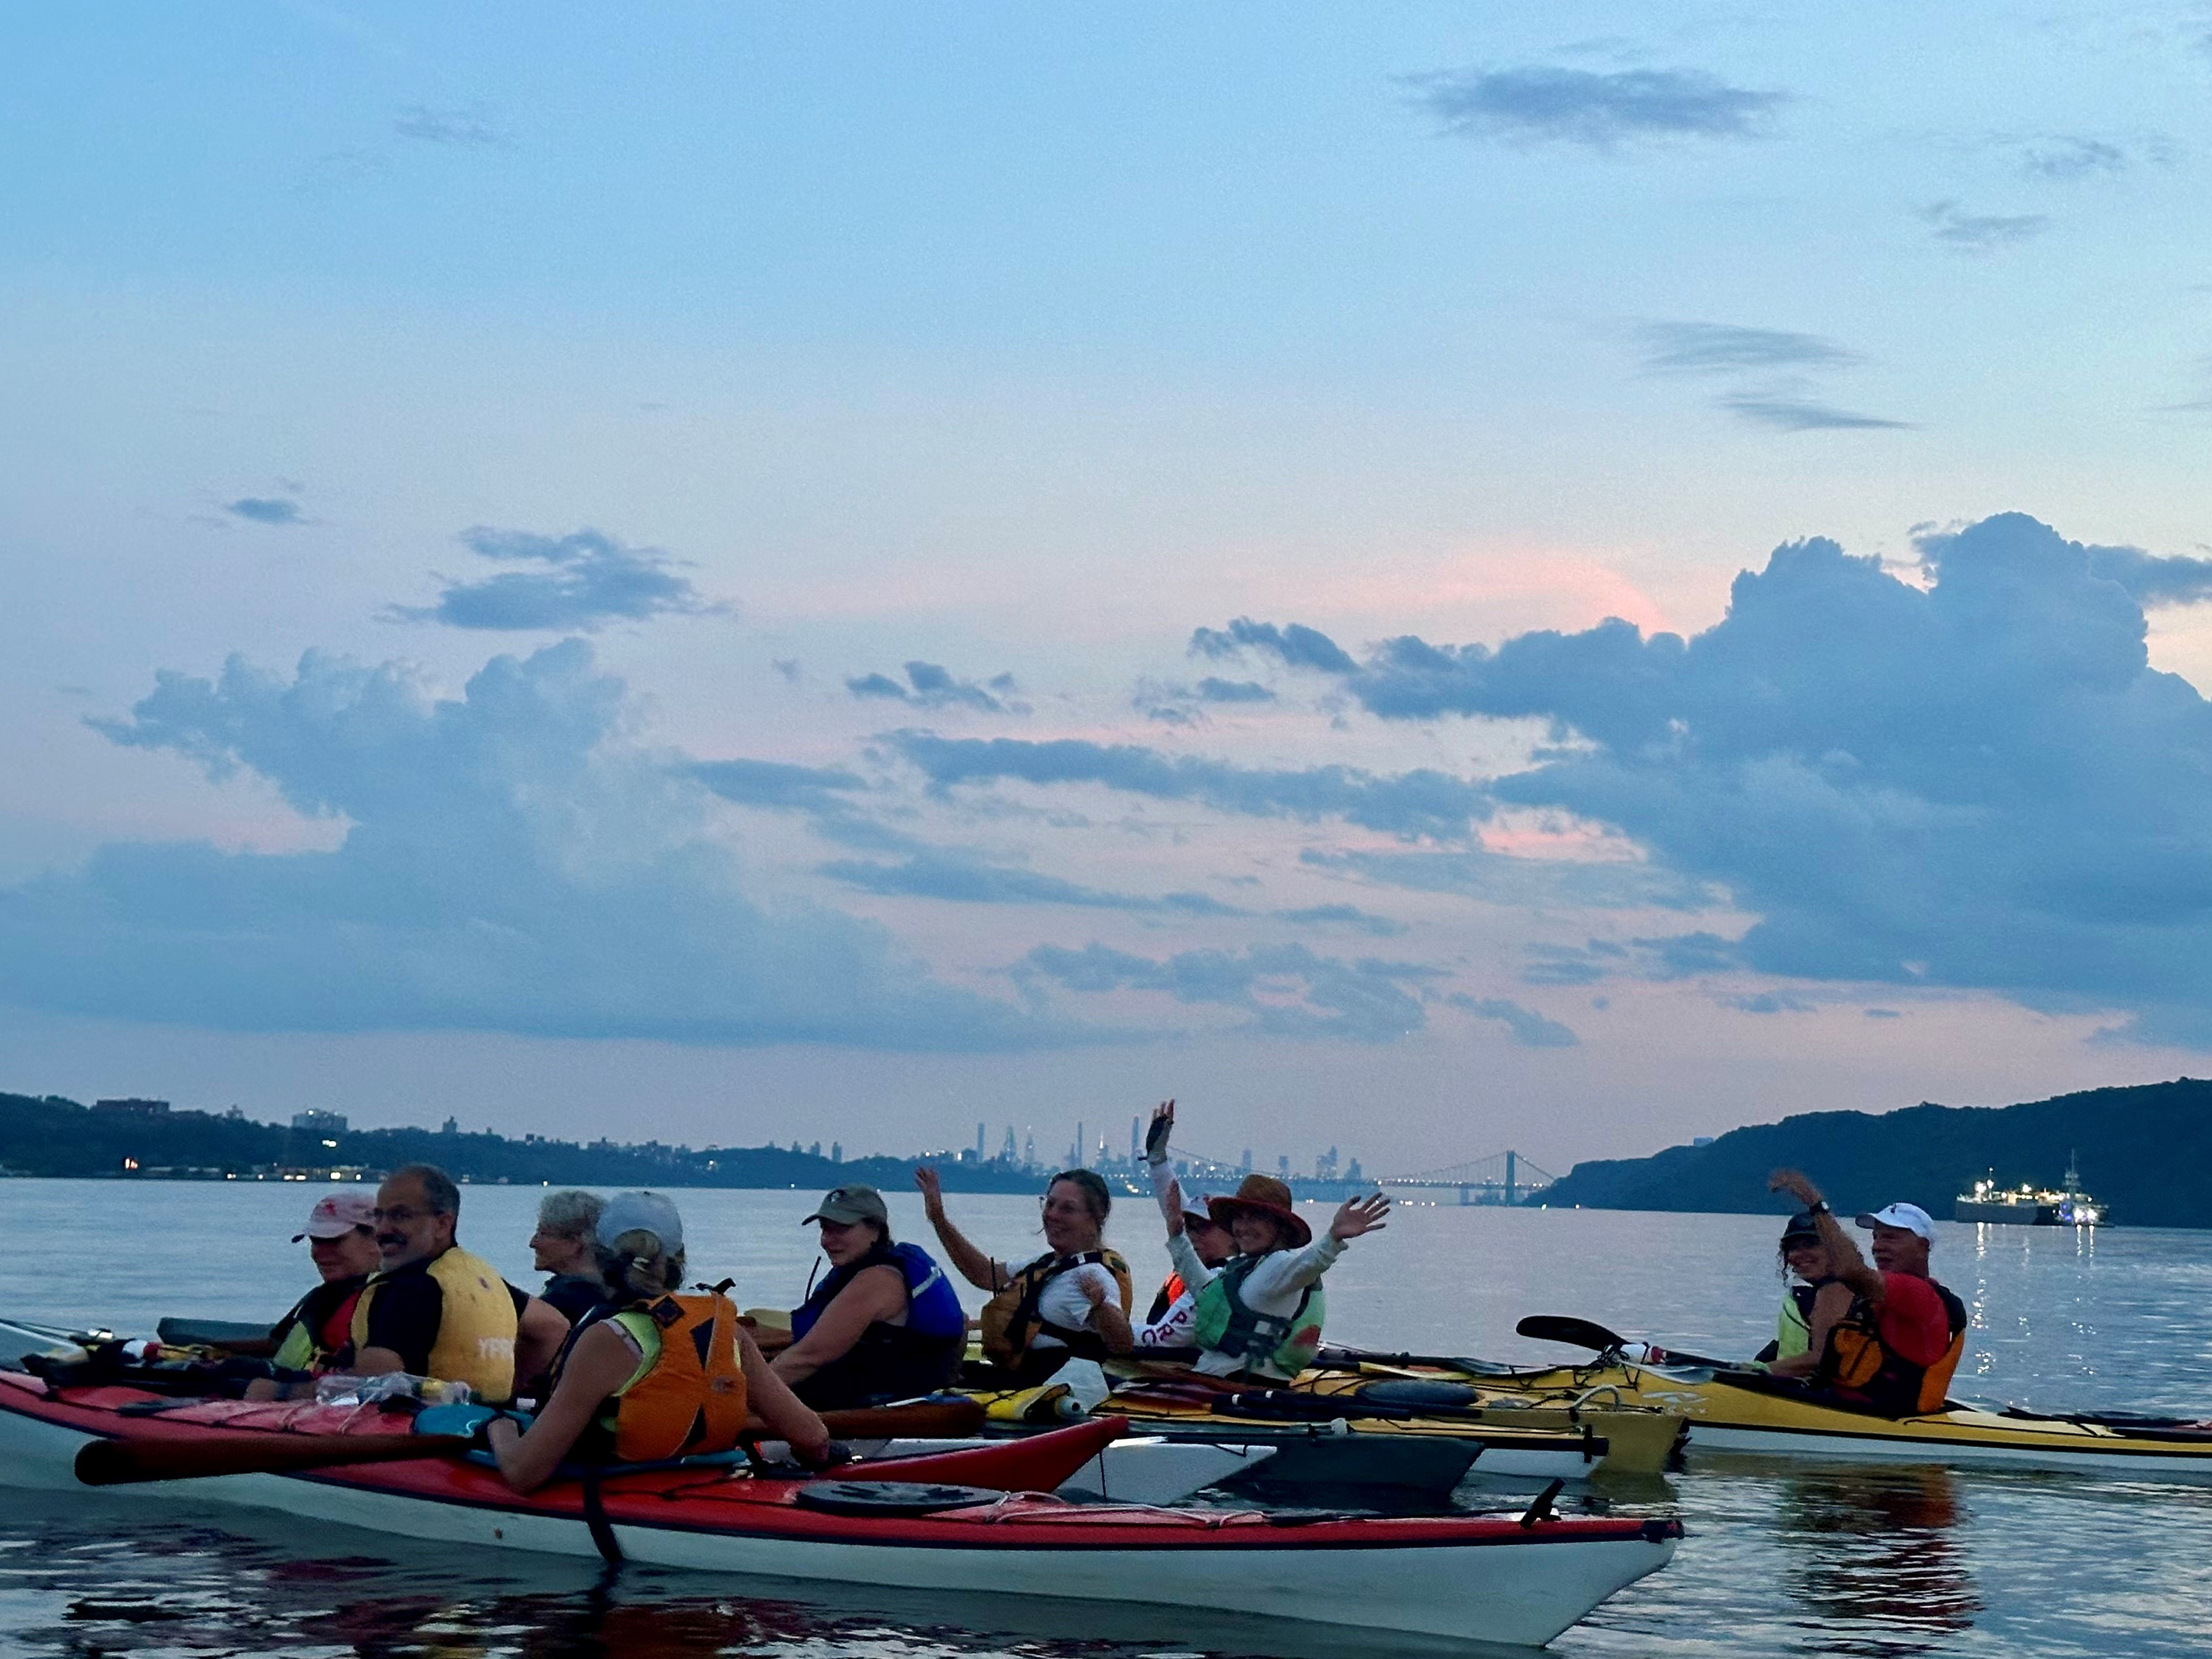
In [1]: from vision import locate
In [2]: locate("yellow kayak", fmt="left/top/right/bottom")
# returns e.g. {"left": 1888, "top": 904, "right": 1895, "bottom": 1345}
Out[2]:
{"left": 1379, "top": 1320, "right": 2212, "bottom": 1479}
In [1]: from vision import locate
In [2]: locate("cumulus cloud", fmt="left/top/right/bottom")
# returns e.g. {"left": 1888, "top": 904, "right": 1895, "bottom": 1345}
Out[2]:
{"left": 1018, "top": 941, "right": 1439, "bottom": 1041}
{"left": 1190, "top": 618, "right": 1358, "bottom": 674}
{"left": 1447, "top": 995, "right": 1580, "bottom": 1047}
{"left": 225, "top": 497, "right": 305, "bottom": 525}
{"left": 1919, "top": 200, "right": 2047, "bottom": 253}
{"left": 2081, "top": 543, "right": 2212, "bottom": 606}
{"left": 0, "top": 642, "right": 1048, "bottom": 1048}
{"left": 1401, "top": 64, "right": 1786, "bottom": 148}
{"left": 847, "top": 662, "right": 1026, "bottom": 714}
{"left": 887, "top": 732, "right": 1490, "bottom": 841}
{"left": 1210, "top": 514, "right": 2212, "bottom": 1044}
{"left": 388, "top": 527, "right": 718, "bottom": 632}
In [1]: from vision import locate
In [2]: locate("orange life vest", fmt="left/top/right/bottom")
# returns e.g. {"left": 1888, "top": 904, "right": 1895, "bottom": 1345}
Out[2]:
{"left": 610, "top": 1292, "right": 749, "bottom": 1463}
{"left": 1819, "top": 1279, "right": 1968, "bottom": 1415}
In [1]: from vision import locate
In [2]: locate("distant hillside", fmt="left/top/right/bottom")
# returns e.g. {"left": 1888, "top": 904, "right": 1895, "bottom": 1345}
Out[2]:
{"left": 1541, "top": 1079, "right": 2212, "bottom": 1229}
{"left": 0, "top": 1092, "right": 1043, "bottom": 1193}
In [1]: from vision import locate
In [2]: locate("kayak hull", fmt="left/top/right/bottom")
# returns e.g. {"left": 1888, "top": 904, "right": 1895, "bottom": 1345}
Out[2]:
{"left": 0, "top": 1373, "right": 1678, "bottom": 1649}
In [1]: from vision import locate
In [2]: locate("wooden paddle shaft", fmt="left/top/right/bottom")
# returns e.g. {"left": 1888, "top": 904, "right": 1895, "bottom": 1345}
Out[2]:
{"left": 75, "top": 1398, "right": 988, "bottom": 1486}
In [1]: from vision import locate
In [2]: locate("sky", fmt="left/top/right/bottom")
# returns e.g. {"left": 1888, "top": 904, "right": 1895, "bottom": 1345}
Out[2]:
{"left": 7, "top": 2, "right": 2212, "bottom": 1177}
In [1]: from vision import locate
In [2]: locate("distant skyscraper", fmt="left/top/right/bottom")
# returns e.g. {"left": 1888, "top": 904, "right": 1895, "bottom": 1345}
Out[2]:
{"left": 1001, "top": 1125, "right": 1017, "bottom": 1162}
{"left": 1129, "top": 1116, "right": 1140, "bottom": 1162}
{"left": 976, "top": 1121, "right": 986, "bottom": 1159}
{"left": 831, "top": 1141, "right": 843, "bottom": 1163}
{"left": 1241, "top": 1148, "right": 1253, "bottom": 1174}
{"left": 1024, "top": 1128, "right": 1035, "bottom": 1167}
{"left": 1277, "top": 1154, "right": 1291, "bottom": 1179}
{"left": 1074, "top": 1120, "right": 1085, "bottom": 1168}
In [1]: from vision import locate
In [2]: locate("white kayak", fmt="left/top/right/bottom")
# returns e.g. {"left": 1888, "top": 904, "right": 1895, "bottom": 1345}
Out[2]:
{"left": 0, "top": 1356, "right": 1682, "bottom": 1650}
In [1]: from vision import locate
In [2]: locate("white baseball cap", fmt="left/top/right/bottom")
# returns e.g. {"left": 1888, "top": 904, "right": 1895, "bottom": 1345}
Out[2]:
{"left": 1855, "top": 1202, "right": 1936, "bottom": 1241}
{"left": 1176, "top": 1181, "right": 1214, "bottom": 1227}
{"left": 294, "top": 1190, "right": 375, "bottom": 1242}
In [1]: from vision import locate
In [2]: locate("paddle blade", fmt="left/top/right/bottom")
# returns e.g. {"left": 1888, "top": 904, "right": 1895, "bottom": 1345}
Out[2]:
{"left": 1515, "top": 1314, "right": 1630, "bottom": 1353}
{"left": 74, "top": 1431, "right": 473, "bottom": 1487}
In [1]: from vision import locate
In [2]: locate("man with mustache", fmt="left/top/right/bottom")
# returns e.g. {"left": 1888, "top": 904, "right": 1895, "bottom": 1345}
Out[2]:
{"left": 349, "top": 1164, "right": 567, "bottom": 1405}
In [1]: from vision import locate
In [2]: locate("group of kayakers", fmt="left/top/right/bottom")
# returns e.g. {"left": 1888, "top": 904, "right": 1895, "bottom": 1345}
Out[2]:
{"left": 246, "top": 1117, "right": 1973, "bottom": 1493}
{"left": 248, "top": 1100, "right": 1394, "bottom": 1491}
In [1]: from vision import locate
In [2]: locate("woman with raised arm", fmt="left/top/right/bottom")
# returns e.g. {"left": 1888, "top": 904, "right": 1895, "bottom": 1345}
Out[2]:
{"left": 1144, "top": 1100, "right": 1389, "bottom": 1383}
{"left": 914, "top": 1163, "right": 1134, "bottom": 1385}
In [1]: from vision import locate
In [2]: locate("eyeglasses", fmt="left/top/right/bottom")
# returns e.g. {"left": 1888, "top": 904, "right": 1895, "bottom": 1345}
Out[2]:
{"left": 372, "top": 1206, "right": 446, "bottom": 1225}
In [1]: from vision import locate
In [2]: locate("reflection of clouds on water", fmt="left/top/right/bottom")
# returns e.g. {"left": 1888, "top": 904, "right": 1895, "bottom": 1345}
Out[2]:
{"left": 1775, "top": 1467, "right": 1979, "bottom": 1654}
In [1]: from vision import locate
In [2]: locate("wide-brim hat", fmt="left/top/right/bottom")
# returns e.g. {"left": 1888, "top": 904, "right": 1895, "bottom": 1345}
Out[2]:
{"left": 1207, "top": 1174, "right": 1311, "bottom": 1248}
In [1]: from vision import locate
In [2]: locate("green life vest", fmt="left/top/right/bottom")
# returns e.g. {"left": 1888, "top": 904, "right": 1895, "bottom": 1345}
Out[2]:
{"left": 1191, "top": 1255, "right": 1327, "bottom": 1379}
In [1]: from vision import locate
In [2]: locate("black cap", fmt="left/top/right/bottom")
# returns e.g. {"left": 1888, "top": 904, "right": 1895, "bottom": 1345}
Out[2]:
{"left": 1781, "top": 1209, "right": 1823, "bottom": 1244}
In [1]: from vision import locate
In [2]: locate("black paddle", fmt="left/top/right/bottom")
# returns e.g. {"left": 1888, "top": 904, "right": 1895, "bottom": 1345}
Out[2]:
{"left": 1514, "top": 1315, "right": 1739, "bottom": 1372}
{"left": 1310, "top": 1344, "right": 1530, "bottom": 1379}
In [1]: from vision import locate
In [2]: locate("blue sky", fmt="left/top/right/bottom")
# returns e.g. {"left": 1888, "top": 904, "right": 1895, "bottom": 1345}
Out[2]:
{"left": 7, "top": 3, "right": 2212, "bottom": 1171}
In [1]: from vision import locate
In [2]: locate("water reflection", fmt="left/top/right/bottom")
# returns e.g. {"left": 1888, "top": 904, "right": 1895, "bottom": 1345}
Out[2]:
{"left": 1775, "top": 1465, "right": 1978, "bottom": 1657}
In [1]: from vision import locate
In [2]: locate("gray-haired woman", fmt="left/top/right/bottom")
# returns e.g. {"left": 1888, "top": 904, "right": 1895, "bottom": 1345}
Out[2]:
{"left": 530, "top": 1190, "right": 611, "bottom": 1324}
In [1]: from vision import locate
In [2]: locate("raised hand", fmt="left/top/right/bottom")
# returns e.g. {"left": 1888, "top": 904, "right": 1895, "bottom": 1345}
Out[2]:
{"left": 1078, "top": 1271, "right": 1109, "bottom": 1307}
{"left": 913, "top": 1164, "right": 945, "bottom": 1220}
{"left": 1768, "top": 1168, "right": 1823, "bottom": 1209}
{"left": 1329, "top": 1192, "right": 1391, "bottom": 1243}
{"left": 1144, "top": 1099, "right": 1176, "bottom": 1164}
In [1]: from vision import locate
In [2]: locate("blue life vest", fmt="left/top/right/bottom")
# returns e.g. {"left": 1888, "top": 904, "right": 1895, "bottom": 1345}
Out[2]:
{"left": 789, "top": 1241, "right": 966, "bottom": 1408}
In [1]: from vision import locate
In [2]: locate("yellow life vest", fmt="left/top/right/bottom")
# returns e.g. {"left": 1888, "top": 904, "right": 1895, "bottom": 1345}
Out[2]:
{"left": 350, "top": 1246, "right": 518, "bottom": 1405}
{"left": 606, "top": 1292, "right": 749, "bottom": 1463}
{"left": 978, "top": 1249, "right": 1131, "bottom": 1369}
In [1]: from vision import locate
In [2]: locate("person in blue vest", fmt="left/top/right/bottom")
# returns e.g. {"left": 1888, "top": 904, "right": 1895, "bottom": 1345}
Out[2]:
{"left": 773, "top": 1184, "right": 968, "bottom": 1409}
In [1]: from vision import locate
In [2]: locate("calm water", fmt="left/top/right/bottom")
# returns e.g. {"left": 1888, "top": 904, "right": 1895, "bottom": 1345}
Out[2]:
{"left": 6, "top": 1180, "right": 2212, "bottom": 1657}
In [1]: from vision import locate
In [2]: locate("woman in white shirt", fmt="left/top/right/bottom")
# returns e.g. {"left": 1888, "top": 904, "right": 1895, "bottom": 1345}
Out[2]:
{"left": 1144, "top": 1100, "right": 1389, "bottom": 1383}
{"left": 915, "top": 1163, "right": 1135, "bottom": 1384}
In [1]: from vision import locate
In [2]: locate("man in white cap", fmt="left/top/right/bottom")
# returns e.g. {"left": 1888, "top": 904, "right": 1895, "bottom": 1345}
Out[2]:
{"left": 1769, "top": 1169, "right": 1968, "bottom": 1415}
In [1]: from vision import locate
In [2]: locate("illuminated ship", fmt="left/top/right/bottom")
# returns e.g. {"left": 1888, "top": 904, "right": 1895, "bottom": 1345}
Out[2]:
{"left": 1954, "top": 1153, "right": 2104, "bottom": 1226}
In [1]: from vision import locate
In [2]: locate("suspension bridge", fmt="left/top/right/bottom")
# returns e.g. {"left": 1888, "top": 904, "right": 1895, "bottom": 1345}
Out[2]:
{"left": 1170, "top": 1147, "right": 1559, "bottom": 1207}
{"left": 1369, "top": 1150, "right": 1560, "bottom": 1207}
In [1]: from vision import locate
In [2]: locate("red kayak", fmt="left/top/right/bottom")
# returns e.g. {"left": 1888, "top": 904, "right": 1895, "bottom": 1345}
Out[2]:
{"left": 0, "top": 1368, "right": 1679, "bottom": 1648}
